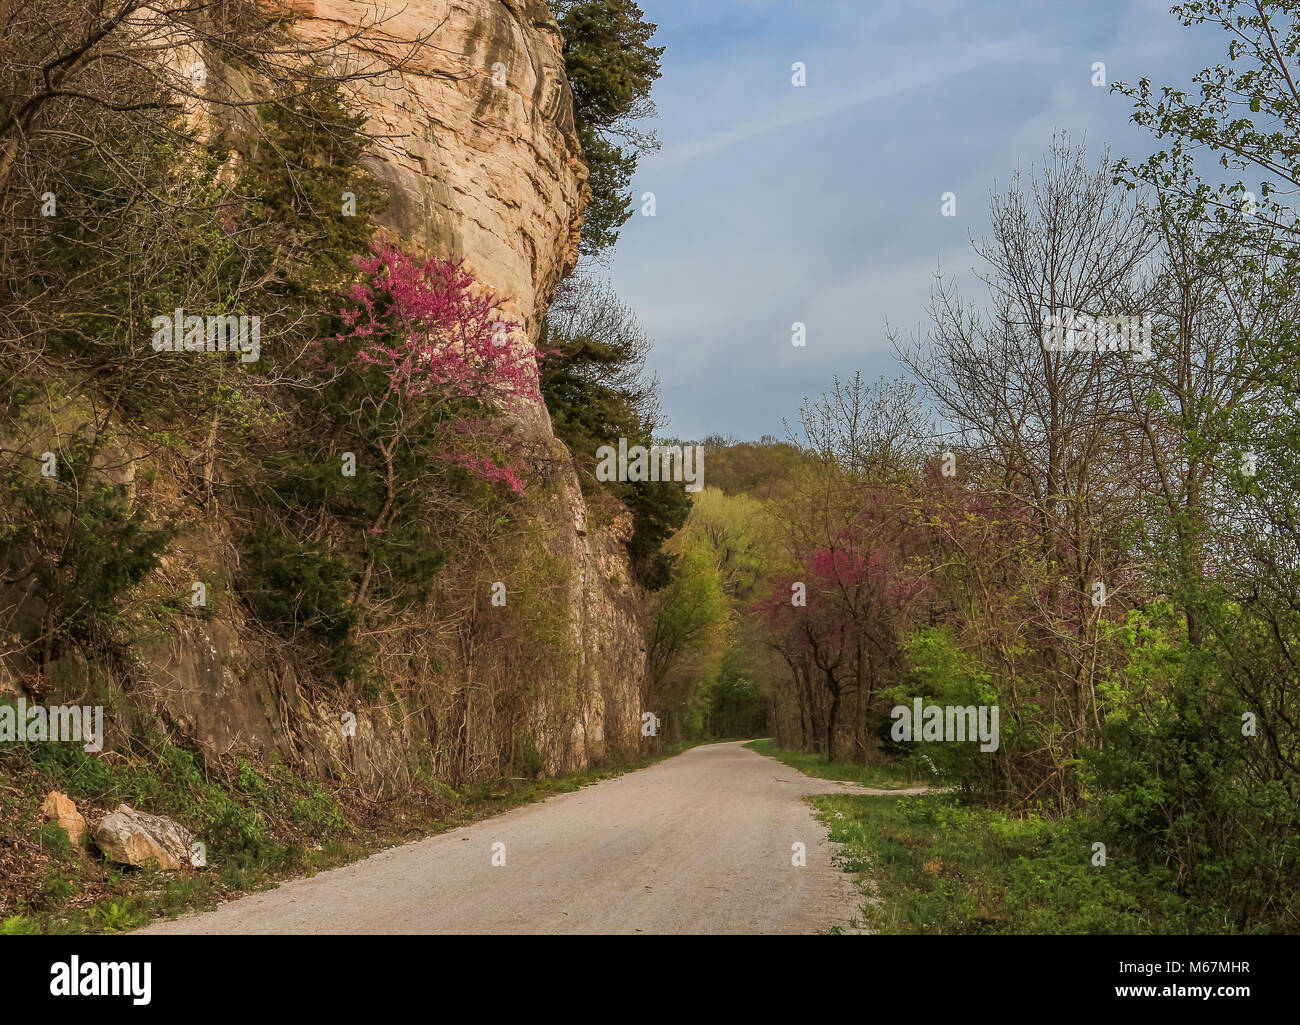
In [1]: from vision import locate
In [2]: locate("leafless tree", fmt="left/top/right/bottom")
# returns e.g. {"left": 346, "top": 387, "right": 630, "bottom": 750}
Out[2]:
{"left": 896, "top": 135, "right": 1158, "bottom": 788}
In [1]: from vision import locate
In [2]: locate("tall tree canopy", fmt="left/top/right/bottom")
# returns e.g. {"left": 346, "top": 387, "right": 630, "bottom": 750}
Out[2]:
{"left": 549, "top": 0, "right": 664, "bottom": 257}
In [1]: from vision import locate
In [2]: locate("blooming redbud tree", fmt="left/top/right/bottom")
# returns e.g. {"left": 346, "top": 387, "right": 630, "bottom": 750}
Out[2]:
{"left": 318, "top": 239, "right": 540, "bottom": 603}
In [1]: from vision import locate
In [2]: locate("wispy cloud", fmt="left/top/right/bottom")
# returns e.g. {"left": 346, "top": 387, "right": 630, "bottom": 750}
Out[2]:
{"left": 653, "top": 32, "right": 1053, "bottom": 173}
{"left": 607, "top": 1, "right": 1223, "bottom": 439}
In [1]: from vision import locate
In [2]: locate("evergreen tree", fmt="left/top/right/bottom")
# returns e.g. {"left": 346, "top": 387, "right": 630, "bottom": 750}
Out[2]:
{"left": 549, "top": 0, "right": 664, "bottom": 257}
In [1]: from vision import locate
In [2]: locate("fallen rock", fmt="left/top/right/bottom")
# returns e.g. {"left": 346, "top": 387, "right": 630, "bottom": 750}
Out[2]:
{"left": 41, "top": 791, "right": 87, "bottom": 846}
{"left": 93, "top": 804, "right": 195, "bottom": 871}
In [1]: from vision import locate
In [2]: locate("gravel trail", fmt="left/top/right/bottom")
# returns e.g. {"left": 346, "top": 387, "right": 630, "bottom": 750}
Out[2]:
{"left": 138, "top": 740, "right": 925, "bottom": 935}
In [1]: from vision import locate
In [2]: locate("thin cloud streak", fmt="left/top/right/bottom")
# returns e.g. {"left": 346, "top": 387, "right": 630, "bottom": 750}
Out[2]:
{"left": 652, "top": 32, "right": 1054, "bottom": 174}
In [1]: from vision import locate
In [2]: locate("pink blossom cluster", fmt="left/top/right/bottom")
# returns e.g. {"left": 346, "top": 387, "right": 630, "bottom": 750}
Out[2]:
{"left": 337, "top": 240, "right": 538, "bottom": 407}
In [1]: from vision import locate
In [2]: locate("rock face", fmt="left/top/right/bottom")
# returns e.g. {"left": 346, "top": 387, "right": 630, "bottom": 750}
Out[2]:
{"left": 283, "top": 0, "right": 588, "bottom": 343}
{"left": 0, "top": 1, "right": 644, "bottom": 786}
{"left": 156, "top": 0, "right": 638, "bottom": 776}
{"left": 267, "top": 0, "right": 644, "bottom": 770}
{"left": 93, "top": 805, "right": 197, "bottom": 871}
{"left": 41, "top": 792, "right": 87, "bottom": 846}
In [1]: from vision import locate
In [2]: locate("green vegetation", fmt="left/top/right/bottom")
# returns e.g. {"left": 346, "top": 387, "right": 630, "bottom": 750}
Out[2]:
{"left": 236, "top": 86, "right": 385, "bottom": 307}
{"left": 549, "top": 0, "right": 664, "bottom": 257}
{"left": 540, "top": 277, "right": 688, "bottom": 588}
{"left": 746, "top": 740, "right": 929, "bottom": 791}
{"left": 644, "top": 488, "right": 766, "bottom": 738}
{"left": 237, "top": 527, "right": 358, "bottom": 647}
{"left": 0, "top": 425, "right": 175, "bottom": 673}
{"left": 810, "top": 793, "right": 1216, "bottom": 934}
{"left": 699, "top": 438, "right": 814, "bottom": 500}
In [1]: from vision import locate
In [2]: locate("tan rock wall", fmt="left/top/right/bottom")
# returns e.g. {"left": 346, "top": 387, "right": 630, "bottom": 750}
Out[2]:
{"left": 4, "top": 0, "right": 644, "bottom": 785}
{"left": 283, "top": 0, "right": 589, "bottom": 342}
{"left": 177, "top": 0, "right": 640, "bottom": 777}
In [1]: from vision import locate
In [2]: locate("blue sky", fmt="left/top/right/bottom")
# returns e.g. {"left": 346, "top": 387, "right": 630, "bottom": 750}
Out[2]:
{"left": 600, "top": 0, "right": 1229, "bottom": 441}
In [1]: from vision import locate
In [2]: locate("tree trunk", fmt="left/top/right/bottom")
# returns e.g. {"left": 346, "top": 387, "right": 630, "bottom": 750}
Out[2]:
{"left": 825, "top": 674, "right": 841, "bottom": 762}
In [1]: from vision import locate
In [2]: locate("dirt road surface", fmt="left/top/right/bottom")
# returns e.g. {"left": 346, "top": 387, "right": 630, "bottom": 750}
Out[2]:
{"left": 138, "top": 740, "right": 925, "bottom": 935}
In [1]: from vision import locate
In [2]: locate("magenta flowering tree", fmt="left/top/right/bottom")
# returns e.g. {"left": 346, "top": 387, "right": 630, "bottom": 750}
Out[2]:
{"left": 338, "top": 241, "right": 539, "bottom": 409}
{"left": 320, "top": 239, "right": 541, "bottom": 604}
{"left": 752, "top": 485, "right": 935, "bottom": 760}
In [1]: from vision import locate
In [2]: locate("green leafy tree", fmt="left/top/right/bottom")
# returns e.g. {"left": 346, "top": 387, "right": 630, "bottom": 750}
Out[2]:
{"left": 236, "top": 85, "right": 383, "bottom": 304}
{"left": 0, "top": 429, "right": 174, "bottom": 672}
{"left": 1108, "top": 0, "right": 1300, "bottom": 930}
{"left": 540, "top": 276, "right": 686, "bottom": 587}
{"left": 549, "top": 0, "right": 664, "bottom": 257}
{"left": 645, "top": 538, "right": 730, "bottom": 728}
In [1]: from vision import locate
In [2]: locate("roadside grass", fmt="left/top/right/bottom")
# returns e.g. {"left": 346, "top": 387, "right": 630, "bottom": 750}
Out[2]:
{"left": 745, "top": 739, "right": 930, "bottom": 789}
{"left": 0, "top": 734, "right": 698, "bottom": 935}
{"left": 809, "top": 792, "right": 1207, "bottom": 934}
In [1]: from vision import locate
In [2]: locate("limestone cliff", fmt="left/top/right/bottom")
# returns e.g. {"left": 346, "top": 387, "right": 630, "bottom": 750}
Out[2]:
{"left": 261, "top": 0, "right": 646, "bottom": 776}
{"left": 323, "top": 0, "right": 645, "bottom": 773}
{"left": 1, "top": 1, "right": 645, "bottom": 788}
{"left": 284, "top": 1, "right": 585, "bottom": 333}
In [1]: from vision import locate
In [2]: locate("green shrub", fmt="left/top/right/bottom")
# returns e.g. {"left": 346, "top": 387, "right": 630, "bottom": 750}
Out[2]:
{"left": 34, "top": 823, "right": 72, "bottom": 860}
{"left": 0, "top": 428, "right": 175, "bottom": 664}
{"left": 237, "top": 525, "right": 357, "bottom": 646}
